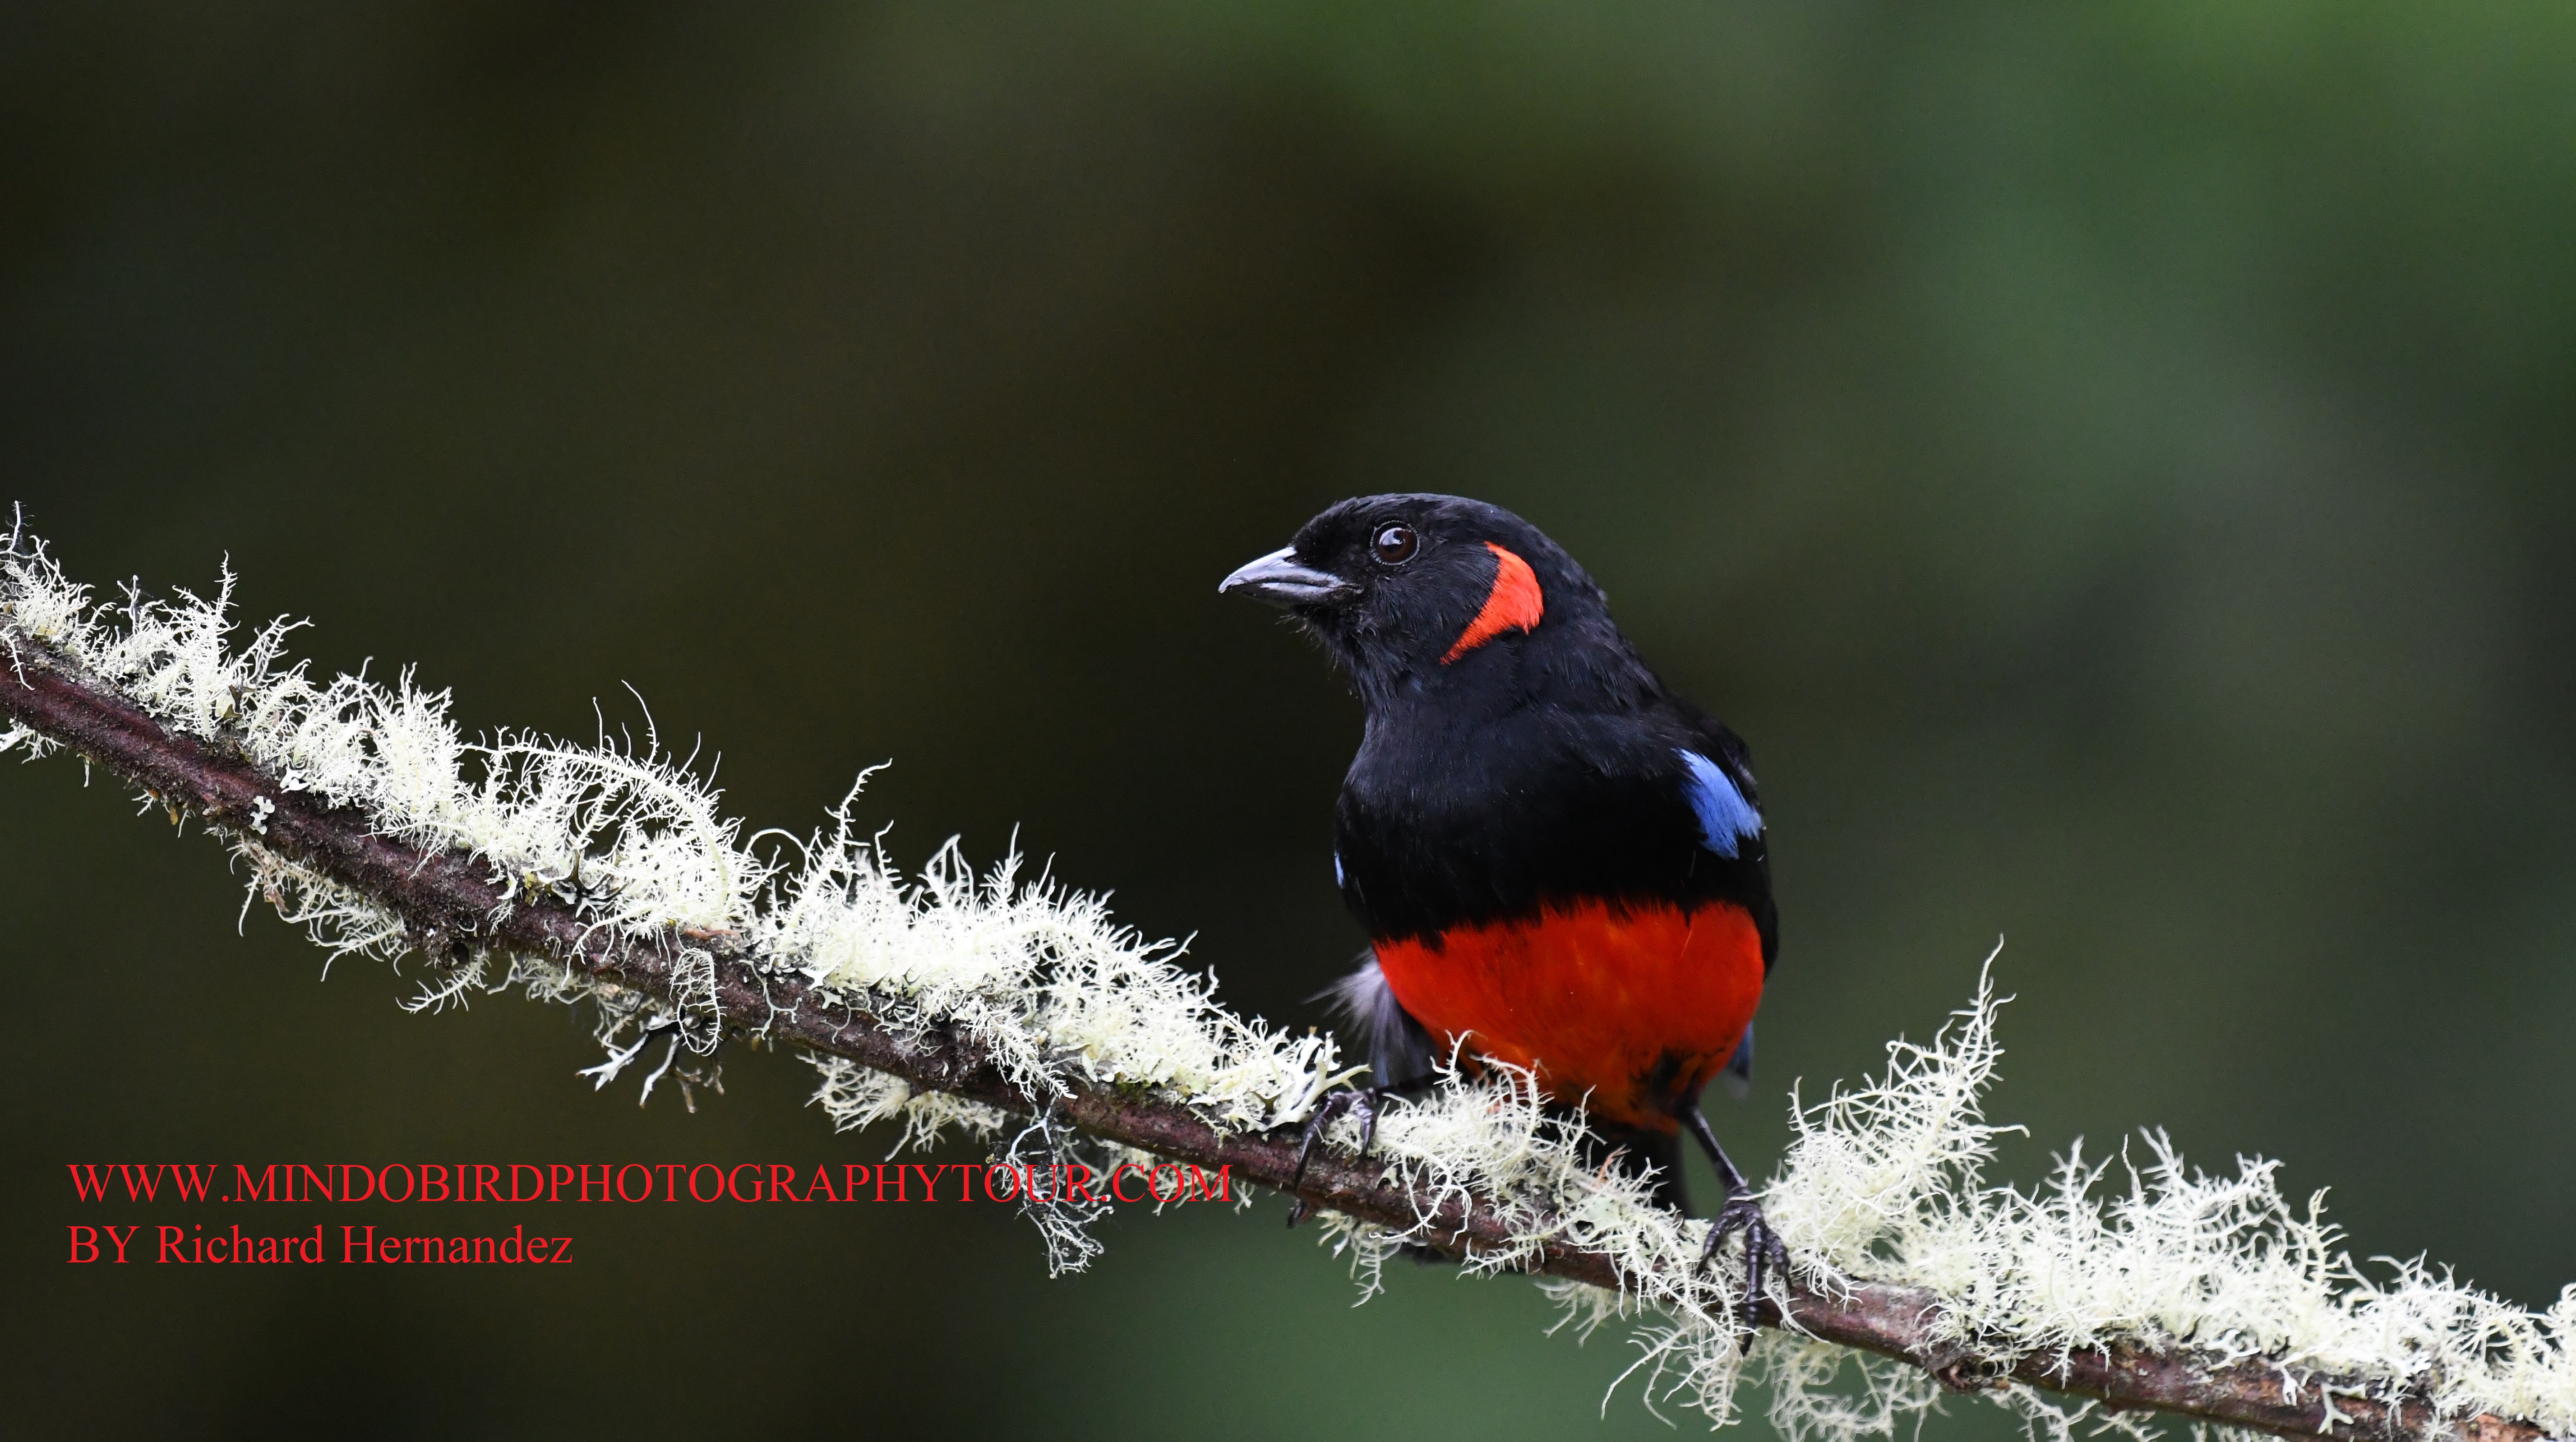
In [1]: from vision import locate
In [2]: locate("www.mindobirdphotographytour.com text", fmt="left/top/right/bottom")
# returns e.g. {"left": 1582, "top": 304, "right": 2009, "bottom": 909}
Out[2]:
{"left": 63, "top": 1159, "right": 1236, "bottom": 1265}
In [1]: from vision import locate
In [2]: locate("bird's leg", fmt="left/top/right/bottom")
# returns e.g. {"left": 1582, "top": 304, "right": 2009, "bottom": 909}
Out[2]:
{"left": 1283, "top": 1085, "right": 1383, "bottom": 1227}
{"left": 1681, "top": 1103, "right": 1788, "bottom": 1328}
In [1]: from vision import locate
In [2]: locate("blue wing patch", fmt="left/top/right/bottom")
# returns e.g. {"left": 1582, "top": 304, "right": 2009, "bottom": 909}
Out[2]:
{"left": 1678, "top": 749, "right": 1762, "bottom": 858}
{"left": 1333, "top": 850, "right": 1345, "bottom": 888}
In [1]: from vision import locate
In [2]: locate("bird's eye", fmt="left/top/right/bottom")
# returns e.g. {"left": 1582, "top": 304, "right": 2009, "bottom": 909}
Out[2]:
{"left": 1371, "top": 523, "right": 1419, "bottom": 566}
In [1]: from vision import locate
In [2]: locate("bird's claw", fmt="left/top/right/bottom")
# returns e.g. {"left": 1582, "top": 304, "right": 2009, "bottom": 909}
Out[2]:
{"left": 1283, "top": 1085, "right": 1381, "bottom": 1227}
{"left": 1696, "top": 1193, "right": 1788, "bottom": 1328}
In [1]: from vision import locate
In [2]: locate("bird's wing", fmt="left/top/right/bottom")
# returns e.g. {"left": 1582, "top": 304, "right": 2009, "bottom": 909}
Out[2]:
{"left": 1719, "top": 1021, "right": 1754, "bottom": 1099}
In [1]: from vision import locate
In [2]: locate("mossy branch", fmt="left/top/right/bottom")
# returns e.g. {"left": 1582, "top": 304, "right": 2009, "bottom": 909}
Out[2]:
{"left": 0, "top": 522, "right": 2562, "bottom": 1442}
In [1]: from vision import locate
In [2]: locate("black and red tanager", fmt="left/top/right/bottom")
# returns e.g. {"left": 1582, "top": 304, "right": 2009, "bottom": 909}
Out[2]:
{"left": 1222, "top": 493, "right": 1784, "bottom": 1304}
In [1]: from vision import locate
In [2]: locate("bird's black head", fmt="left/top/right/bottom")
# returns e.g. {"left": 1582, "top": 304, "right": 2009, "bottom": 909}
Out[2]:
{"left": 1219, "top": 494, "right": 1622, "bottom": 708}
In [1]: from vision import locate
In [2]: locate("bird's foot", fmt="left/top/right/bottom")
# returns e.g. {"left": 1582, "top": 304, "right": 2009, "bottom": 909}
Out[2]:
{"left": 1284, "top": 1085, "right": 1381, "bottom": 1227}
{"left": 1696, "top": 1192, "right": 1789, "bottom": 1329}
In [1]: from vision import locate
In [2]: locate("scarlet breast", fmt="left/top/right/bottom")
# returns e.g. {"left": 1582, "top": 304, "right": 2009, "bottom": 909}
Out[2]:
{"left": 1371, "top": 899, "right": 1764, "bottom": 1130}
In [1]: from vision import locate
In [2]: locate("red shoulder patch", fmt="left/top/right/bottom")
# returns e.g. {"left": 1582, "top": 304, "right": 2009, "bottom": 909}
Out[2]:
{"left": 1442, "top": 543, "right": 1545, "bottom": 663}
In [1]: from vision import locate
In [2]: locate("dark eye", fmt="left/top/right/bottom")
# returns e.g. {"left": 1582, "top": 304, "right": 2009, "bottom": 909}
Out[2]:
{"left": 1371, "top": 523, "right": 1419, "bottom": 566}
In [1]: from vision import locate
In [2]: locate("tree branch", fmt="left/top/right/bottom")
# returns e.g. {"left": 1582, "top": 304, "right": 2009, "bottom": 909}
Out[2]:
{"left": 0, "top": 599, "right": 2551, "bottom": 1442}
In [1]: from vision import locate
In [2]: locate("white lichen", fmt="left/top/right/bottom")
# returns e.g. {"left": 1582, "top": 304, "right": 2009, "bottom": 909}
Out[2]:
{"left": 1312, "top": 967, "right": 2573, "bottom": 1438}
{"left": 0, "top": 520, "right": 1338, "bottom": 1242}
{"left": 3, "top": 520, "right": 2567, "bottom": 1438}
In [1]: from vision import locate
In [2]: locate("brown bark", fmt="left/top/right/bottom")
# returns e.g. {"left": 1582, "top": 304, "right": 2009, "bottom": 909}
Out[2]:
{"left": 0, "top": 633, "right": 2545, "bottom": 1442}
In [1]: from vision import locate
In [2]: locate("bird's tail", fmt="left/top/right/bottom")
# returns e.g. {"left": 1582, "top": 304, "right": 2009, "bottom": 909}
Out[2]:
{"left": 1583, "top": 1118, "right": 1690, "bottom": 1214}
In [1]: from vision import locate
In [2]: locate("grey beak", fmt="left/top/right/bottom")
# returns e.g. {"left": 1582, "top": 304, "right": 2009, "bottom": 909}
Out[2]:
{"left": 1219, "top": 545, "right": 1356, "bottom": 608}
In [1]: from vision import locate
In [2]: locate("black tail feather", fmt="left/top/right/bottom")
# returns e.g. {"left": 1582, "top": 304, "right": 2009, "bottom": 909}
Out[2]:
{"left": 1585, "top": 1117, "right": 1690, "bottom": 1214}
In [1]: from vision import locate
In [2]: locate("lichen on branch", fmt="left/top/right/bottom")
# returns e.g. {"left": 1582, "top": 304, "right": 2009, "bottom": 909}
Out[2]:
{"left": 1, "top": 515, "right": 2565, "bottom": 1442}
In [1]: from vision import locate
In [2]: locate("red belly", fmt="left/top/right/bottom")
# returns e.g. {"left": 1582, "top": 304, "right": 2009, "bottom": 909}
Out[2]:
{"left": 1371, "top": 900, "right": 1764, "bottom": 1130}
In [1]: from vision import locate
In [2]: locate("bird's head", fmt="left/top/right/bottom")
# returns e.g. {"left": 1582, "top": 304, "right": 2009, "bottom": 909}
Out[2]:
{"left": 1220, "top": 494, "right": 1615, "bottom": 706}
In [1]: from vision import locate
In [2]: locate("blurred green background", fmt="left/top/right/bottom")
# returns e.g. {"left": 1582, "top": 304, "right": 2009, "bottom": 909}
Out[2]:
{"left": 5, "top": 3, "right": 2573, "bottom": 1437}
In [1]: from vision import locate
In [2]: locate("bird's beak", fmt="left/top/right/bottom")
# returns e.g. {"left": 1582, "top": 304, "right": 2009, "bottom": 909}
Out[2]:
{"left": 1218, "top": 545, "right": 1356, "bottom": 608}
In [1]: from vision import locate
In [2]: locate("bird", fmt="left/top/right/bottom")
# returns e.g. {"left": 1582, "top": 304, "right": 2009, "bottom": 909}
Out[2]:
{"left": 1219, "top": 493, "right": 1783, "bottom": 1310}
